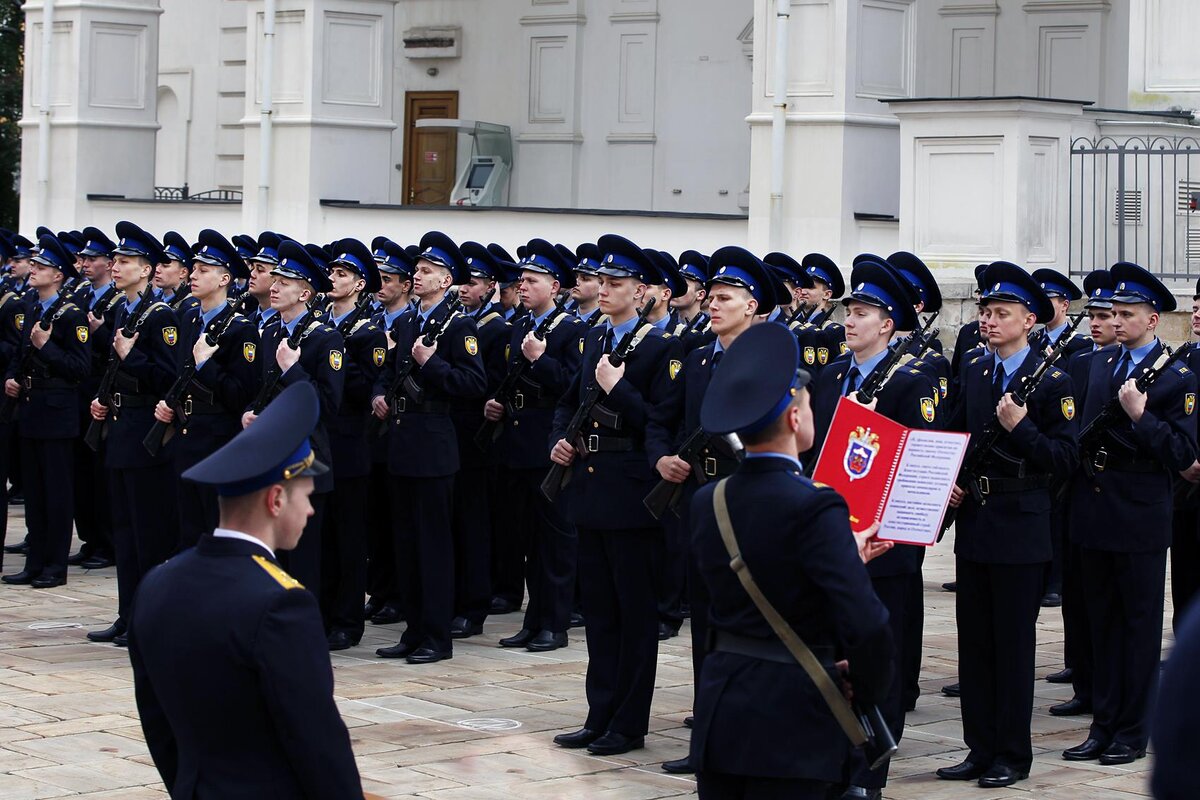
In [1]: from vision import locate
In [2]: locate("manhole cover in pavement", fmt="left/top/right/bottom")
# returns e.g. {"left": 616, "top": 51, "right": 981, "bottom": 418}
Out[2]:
{"left": 456, "top": 718, "right": 522, "bottom": 731}
{"left": 28, "top": 622, "right": 82, "bottom": 630}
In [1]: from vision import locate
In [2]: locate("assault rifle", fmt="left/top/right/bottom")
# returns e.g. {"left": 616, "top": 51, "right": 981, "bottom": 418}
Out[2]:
{"left": 938, "top": 311, "right": 1086, "bottom": 539}
{"left": 855, "top": 312, "right": 939, "bottom": 405}
{"left": 372, "top": 295, "right": 462, "bottom": 437}
{"left": 250, "top": 307, "right": 315, "bottom": 414}
{"left": 474, "top": 298, "right": 565, "bottom": 450}
{"left": 541, "top": 298, "right": 656, "bottom": 503}
{"left": 84, "top": 282, "right": 158, "bottom": 451}
{"left": 0, "top": 292, "right": 75, "bottom": 424}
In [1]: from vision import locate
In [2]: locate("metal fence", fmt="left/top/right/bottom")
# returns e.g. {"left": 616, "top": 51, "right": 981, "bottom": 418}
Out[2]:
{"left": 1069, "top": 135, "right": 1200, "bottom": 281}
{"left": 153, "top": 185, "right": 243, "bottom": 202}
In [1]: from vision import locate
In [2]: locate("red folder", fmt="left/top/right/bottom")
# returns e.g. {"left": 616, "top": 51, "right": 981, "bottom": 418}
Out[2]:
{"left": 811, "top": 397, "right": 968, "bottom": 546}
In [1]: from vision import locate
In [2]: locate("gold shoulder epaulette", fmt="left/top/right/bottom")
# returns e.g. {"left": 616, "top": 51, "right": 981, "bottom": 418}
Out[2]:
{"left": 252, "top": 554, "right": 304, "bottom": 590}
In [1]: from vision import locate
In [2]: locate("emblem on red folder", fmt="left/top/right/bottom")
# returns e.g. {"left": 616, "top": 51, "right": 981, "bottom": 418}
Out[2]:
{"left": 844, "top": 426, "right": 880, "bottom": 482}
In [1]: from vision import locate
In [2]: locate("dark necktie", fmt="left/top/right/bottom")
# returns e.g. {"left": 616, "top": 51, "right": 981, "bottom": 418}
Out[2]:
{"left": 603, "top": 329, "right": 614, "bottom": 354}
{"left": 844, "top": 366, "right": 860, "bottom": 397}
{"left": 1112, "top": 351, "right": 1132, "bottom": 390}
{"left": 711, "top": 349, "right": 723, "bottom": 372}
{"left": 992, "top": 363, "right": 1006, "bottom": 403}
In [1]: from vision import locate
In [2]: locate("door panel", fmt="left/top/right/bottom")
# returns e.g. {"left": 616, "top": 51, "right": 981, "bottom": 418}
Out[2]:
{"left": 403, "top": 91, "right": 459, "bottom": 205}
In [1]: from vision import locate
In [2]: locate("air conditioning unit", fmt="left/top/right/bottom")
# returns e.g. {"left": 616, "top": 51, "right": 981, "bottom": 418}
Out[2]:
{"left": 402, "top": 26, "right": 461, "bottom": 59}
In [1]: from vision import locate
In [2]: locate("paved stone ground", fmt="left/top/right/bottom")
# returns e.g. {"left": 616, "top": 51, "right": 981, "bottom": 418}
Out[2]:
{"left": 0, "top": 509, "right": 1168, "bottom": 799}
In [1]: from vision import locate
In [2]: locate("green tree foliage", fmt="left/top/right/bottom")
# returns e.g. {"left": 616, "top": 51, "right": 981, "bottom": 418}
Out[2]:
{"left": 0, "top": 1, "right": 21, "bottom": 229}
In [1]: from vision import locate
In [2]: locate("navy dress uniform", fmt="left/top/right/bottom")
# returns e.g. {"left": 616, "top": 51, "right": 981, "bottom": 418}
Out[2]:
{"left": 949, "top": 264, "right": 991, "bottom": 379}
{"left": 1171, "top": 276, "right": 1200, "bottom": 630}
{"left": 804, "top": 260, "right": 934, "bottom": 794}
{"left": 129, "top": 382, "right": 362, "bottom": 799}
{"left": 802, "top": 252, "right": 847, "bottom": 367}
{"left": 0, "top": 238, "right": 26, "bottom": 563}
{"left": 1031, "top": 268, "right": 1092, "bottom": 359}
{"left": 446, "top": 241, "right": 511, "bottom": 638}
{"left": 491, "top": 241, "right": 584, "bottom": 649}
{"left": 1066, "top": 263, "right": 1197, "bottom": 765}
{"left": 374, "top": 231, "right": 487, "bottom": 663}
{"left": 550, "top": 234, "right": 683, "bottom": 755}
{"left": 650, "top": 247, "right": 779, "bottom": 772}
{"left": 939, "top": 263, "right": 1078, "bottom": 787}
{"left": 1152, "top": 600, "right": 1200, "bottom": 799}
{"left": 89, "top": 223, "right": 184, "bottom": 644}
{"left": 688, "top": 322, "right": 893, "bottom": 800}
{"left": 0, "top": 236, "right": 90, "bottom": 588}
{"left": 253, "top": 241, "right": 345, "bottom": 598}
{"left": 320, "top": 238, "right": 386, "bottom": 649}
{"left": 167, "top": 231, "right": 258, "bottom": 549}
{"left": 677, "top": 250, "right": 714, "bottom": 353}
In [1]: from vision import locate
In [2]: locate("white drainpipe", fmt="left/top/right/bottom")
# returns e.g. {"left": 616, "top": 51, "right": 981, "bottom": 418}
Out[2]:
{"left": 258, "top": 0, "right": 276, "bottom": 229}
{"left": 769, "top": 0, "right": 790, "bottom": 252}
{"left": 38, "top": 0, "right": 55, "bottom": 222}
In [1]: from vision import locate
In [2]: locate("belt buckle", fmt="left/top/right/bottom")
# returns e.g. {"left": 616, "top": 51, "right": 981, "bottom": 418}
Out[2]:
{"left": 513, "top": 392, "right": 524, "bottom": 410}
{"left": 183, "top": 397, "right": 193, "bottom": 416}
{"left": 111, "top": 392, "right": 121, "bottom": 408}
{"left": 587, "top": 434, "right": 600, "bottom": 453}
{"left": 1093, "top": 448, "right": 1107, "bottom": 473}
{"left": 396, "top": 396, "right": 407, "bottom": 414}
{"left": 21, "top": 376, "right": 31, "bottom": 390}
{"left": 704, "top": 457, "right": 717, "bottom": 477}
{"left": 978, "top": 475, "right": 990, "bottom": 496}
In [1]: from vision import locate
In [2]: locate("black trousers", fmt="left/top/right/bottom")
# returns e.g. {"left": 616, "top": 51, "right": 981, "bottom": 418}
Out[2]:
{"left": 956, "top": 557, "right": 1043, "bottom": 772}
{"left": 278, "top": 493, "right": 326, "bottom": 597}
{"left": 697, "top": 772, "right": 829, "bottom": 800}
{"left": 848, "top": 573, "right": 908, "bottom": 789}
{"left": 504, "top": 468, "right": 575, "bottom": 634}
{"left": 1171, "top": 504, "right": 1200, "bottom": 632}
{"left": 321, "top": 476, "right": 368, "bottom": 639}
{"left": 73, "top": 411, "right": 112, "bottom": 558}
{"left": 1062, "top": 540, "right": 1093, "bottom": 704}
{"left": 579, "top": 526, "right": 659, "bottom": 737}
{"left": 452, "top": 466, "right": 493, "bottom": 626}
{"left": 654, "top": 511, "right": 688, "bottom": 632}
{"left": 176, "top": 477, "right": 219, "bottom": 552}
{"left": 21, "top": 438, "right": 74, "bottom": 582}
{"left": 491, "top": 468, "right": 525, "bottom": 608}
{"left": 0, "top": 422, "right": 11, "bottom": 564}
{"left": 902, "top": 569, "right": 924, "bottom": 710}
{"left": 111, "top": 465, "right": 179, "bottom": 622}
{"left": 365, "top": 461, "right": 397, "bottom": 606}
{"left": 391, "top": 475, "right": 455, "bottom": 654}
{"left": 1081, "top": 547, "right": 1167, "bottom": 750}
{"left": 1045, "top": 506, "right": 1066, "bottom": 596}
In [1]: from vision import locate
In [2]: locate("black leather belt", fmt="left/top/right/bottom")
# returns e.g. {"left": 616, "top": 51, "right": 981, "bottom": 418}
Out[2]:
{"left": 976, "top": 474, "right": 1053, "bottom": 495}
{"left": 512, "top": 389, "right": 556, "bottom": 410}
{"left": 181, "top": 396, "right": 224, "bottom": 416}
{"left": 110, "top": 392, "right": 155, "bottom": 409}
{"left": 1089, "top": 449, "right": 1162, "bottom": 474}
{"left": 699, "top": 455, "right": 739, "bottom": 478}
{"left": 712, "top": 630, "right": 834, "bottom": 667}
{"left": 22, "top": 377, "right": 77, "bottom": 390}
{"left": 585, "top": 434, "right": 636, "bottom": 453}
{"left": 395, "top": 397, "right": 451, "bottom": 415}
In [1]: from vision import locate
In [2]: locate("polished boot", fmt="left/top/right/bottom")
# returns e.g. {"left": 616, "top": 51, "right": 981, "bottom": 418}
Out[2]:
{"left": 978, "top": 765, "right": 1027, "bottom": 788}
{"left": 553, "top": 728, "right": 601, "bottom": 749}
{"left": 406, "top": 647, "right": 452, "bottom": 665}
{"left": 499, "top": 628, "right": 535, "bottom": 648}
{"left": 327, "top": 630, "right": 356, "bottom": 651}
{"left": 661, "top": 757, "right": 694, "bottom": 775}
{"left": 1, "top": 570, "right": 35, "bottom": 585}
{"left": 1063, "top": 738, "right": 1108, "bottom": 761}
{"left": 1045, "top": 667, "right": 1074, "bottom": 684}
{"left": 370, "top": 604, "right": 402, "bottom": 625}
{"left": 1098, "top": 743, "right": 1146, "bottom": 766}
{"left": 450, "top": 616, "right": 483, "bottom": 639}
{"left": 941, "top": 682, "right": 960, "bottom": 697}
{"left": 936, "top": 760, "right": 987, "bottom": 781}
{"left": 587, "top": 731, "right": 644, "bottom": 756}
{"left": 87, "top": 621, "right": 126, "bottom": 643}
{"left": 1049, "top": 696, "right": 1092, "bottom": 716}
{"left": 31, "top": 574, "right": 66, "bottom": 589}
{"left": 375, "top": 641, "right": 417, "bottom": 659}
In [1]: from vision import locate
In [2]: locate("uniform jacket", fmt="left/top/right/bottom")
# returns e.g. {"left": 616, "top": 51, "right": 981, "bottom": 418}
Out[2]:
{"left": 688, "top": 455, "right": 892, "bottom": 782}
{"left": 947, "top": 348, "right": 1079, "bottom": 563}
{"left": 807, "top": 350, "right": 937, "bottom": 576}
{"left": 104, "top": 298, "right": 183, "bottom": 470}
{"left": 951, "top": 319, "right": 984, "bottom": 378}
{"left": 496, "top": 308, "right": 584, "bottom": 470}
{"left": 1069, "top": 341, "right": 1197, "bottom": 552}
{"left": 7, "top": 296, "right": 90, "bottom": 439}
{"left": 326, "top": 312, "right": 385, "bottom": 479}
{"left": 452, "top": 302, "right": 510, "bottom": 471}
{"left": 550, "top": 321, "right": 682, "bottom": 529}
{"left": 129, "top": 535, "right": 362, "bottom": 800}
{"left": 373, "top": 295, "right": 486, "bottom": 478}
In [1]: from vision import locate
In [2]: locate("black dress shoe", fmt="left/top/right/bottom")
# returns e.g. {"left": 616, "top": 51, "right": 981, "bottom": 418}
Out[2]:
{"left": 113, "top": 633, "right": 129, "bottom": 648}
{"left": 978, "top": 764, "right": 1027, "bottom": 788}
{"left": 499, "top": 628, "right": 534, "bottom": 648}
{"left": 941, "top": 581, "right": 957, "bottom": 592}
{"left": 80, "top": 555, "right": 114, "bottom": 570}
{"left": 406, "top": 647, "right": 452, "bottom": 664}
{"left": 684, "top": 715, "right": 694, "bottom": 729}
{"left": 327, "top": 631, "right": 355, "bottom": 651}
{"left": 1063, "top": 737, "right": 1108, "bottom": 761}
{"left": 1049, "top": 697, "right": 1092, "bottom": 716}
{"left": 450, "top": 617, "right": 483, "bottom": 639}
{"left": 3, "top": 540, "right": 28, "bottom": 555}
{"left": 31, "top": 575, "right": 65, "bottom": 589}
{"left": 363, "top": 598, "right": 384, "bottom": 619}
{"left": 526, "top": 630, "right": 567, "bottom": 652}
{"left": 1041, "top": 592, "right": 1062, "bottom": 607}
{"left": 569, "top": 611, "right": 585, "bottom": 628}
{"left": 840, "top": 787, "right": 881, "bottom": 800}
{"left": 490, "top": 597, "right": 519, "bottom": 614}
{"left": 936, "top": 760, "right": 987, "bottom": 781}
{"left": 1045, "top": 667, "right": 1074, "bottom": 684}
{"left": 87, "top": 621, "right": 126, "bottom": 643}
{"left": 370, "top": 604, "right": 402, "bottom": 625}
{"left": 2, "top": 570, "right": 34, "bottom": 585}
{"left": 67, "top": 550, "right": 91, "bottom": 566}
{"left": 553, "top": 728, "right": 601, "bottom": 748}
{"left": 657, "top": 622, "right": 678, "bottom": 641}
{"left": 376, "top": 641, "right": 417, "bottom": 659}
{"left": 587, "top": 731, "right": 644, "bottom": 756}
{"left": 1098, "top": 742, "right": 1145, "bottom": 765}
{"left": 661, "top": 757, "right": 694, "bottom": 774}
{"left": 941, "top": 682, "right": 961, "bottom": 697}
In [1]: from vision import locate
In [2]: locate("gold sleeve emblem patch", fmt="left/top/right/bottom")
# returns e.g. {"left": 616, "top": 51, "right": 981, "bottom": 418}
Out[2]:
{"left": 839, "top": 342, "right": 849, "bottom": 355}
{"left": 920, "top": 397, "right": 936, "bottom": 423}
{"left": 939, "top": 377, "right": 948, "bottom": 399}
{"left": 465, "top": 336, "right": 479, "bottom": 356}
{"left": 163, "top": 327, "right": 178, "bottom": 346}
{"left": 803, "top": 346, "right": 816, "bottom": 365}
{"left": 578, "top": 338, "right": 585, "bottom": 353}
{"left": 1061, "top": 397, "right": 1076, "bottom": 420}
{"left": 669, "top": 360, "right": 682, "bottom": 381}
{"left": 373, "top": 347, "right": 386, "bottom": 367}
{"left": 329, "top": 350, "right": 343, "bottom": 370}
{"left": 1186, "top": 393, "right": 1196, "bottom": 416}
{"left": 817, "top": 347, "right": 830, "bottom": 365}
{"left": 243, "top": 343, "right": 256, "bottom": 363}
{"left": 76, "top": 326, "right": 89, "bottom": 343}
{"left": 14, "top": 314, "right": 23, "bottom": 331}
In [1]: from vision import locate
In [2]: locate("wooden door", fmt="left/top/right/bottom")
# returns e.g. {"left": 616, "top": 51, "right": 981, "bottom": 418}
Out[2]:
{"left": 403, "top": 91, "right": 459, "bottom": 205}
